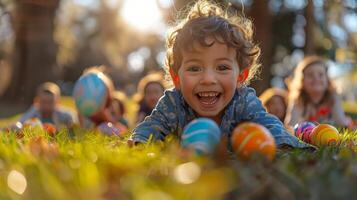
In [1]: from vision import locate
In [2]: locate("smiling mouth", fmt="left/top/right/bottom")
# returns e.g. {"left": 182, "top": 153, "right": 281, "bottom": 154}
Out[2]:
{"left": 196, "top": 91, "right": 221, "bottom": 106}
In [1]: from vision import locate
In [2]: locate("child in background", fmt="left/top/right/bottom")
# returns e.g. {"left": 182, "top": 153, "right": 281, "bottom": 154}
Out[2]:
{"left": 73, "top": 66, "right": 128, "bottom": 136}
{"left": 130, "top": 0, "right": 310, "bottom": 150}
{"left": 19, "top": 82, "right": 76, "bottom": 129}
{"left": 110, "top": 91, "right": 129, "bottom": 128}
{"left": 259, "top": 88, "right": 288, "bottom": 122}
{"left": 135, "top": 72, "right": 165, "bottom": 124}
{"left": 285, "top": 56, "right": 350, "bottom": 127}
{"left": 74, "top": 66, "right": 116, "bottom": 128}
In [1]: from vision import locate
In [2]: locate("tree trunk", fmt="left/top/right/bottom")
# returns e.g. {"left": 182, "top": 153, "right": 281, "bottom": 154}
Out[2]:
{"left": 304, "top": 0, "right": 315, "bottom": 55}
{"left": 2, "top": 0, "right": 60, "bottom": 105}
{"left": 248, "top": 0, "right": 273, "bottom": 96}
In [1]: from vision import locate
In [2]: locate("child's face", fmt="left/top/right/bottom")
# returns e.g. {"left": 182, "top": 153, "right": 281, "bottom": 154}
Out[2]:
{"left": 38, "top": 93, "right": 56, "bottom": 116}
{"left": 266, "top": 96, "right": 286, "bottom": 122}
{"left": 303, "top": 63, "right": 328, "bottom": 96}
{"left": 144, "top": 82, "right": 164, "bottom": 109}
{"left": 177, "top": 37, "right": 239, "bottom": 123}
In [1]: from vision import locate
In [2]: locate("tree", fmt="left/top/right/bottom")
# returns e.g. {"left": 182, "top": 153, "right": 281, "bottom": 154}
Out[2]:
{"left": 2, "top": 0, "right": 60, "bottom": 105}
{"left": 247, "top": 0, "right": 273, "bottom": 95}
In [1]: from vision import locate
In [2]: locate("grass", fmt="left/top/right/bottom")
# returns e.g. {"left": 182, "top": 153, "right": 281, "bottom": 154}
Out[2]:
{"left": 0, "top": 98, "right": 357, "bottom": 199}
{"left": 0, "top": 128, "right": 357, "bottom": 200}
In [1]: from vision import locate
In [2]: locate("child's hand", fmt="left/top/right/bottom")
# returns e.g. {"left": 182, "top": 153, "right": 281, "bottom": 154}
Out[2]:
{"left": 127, "top": 139, "right": 134, "bottom": 147}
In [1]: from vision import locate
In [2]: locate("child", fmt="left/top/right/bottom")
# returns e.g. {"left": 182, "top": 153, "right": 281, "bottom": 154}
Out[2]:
{"left": 74, "top": 66, "right": 116, "bottom": 128}
{"left": 134, "top": 72, "right": 165, "bottom": 124}
{"left": 19, "top": 82, "right": 76, "bottom": 130}
{"left": 74, "top": 66, "right": 128, "bottom": 135}
{"left": 285, "top": 56, "right": 350, "bottom": 127}
{"left": 130, "top": 0, "right": 310, "bottom": 149}
{"left": 110, "top": 91, "right": 129, "bottom": 128}
{"left": 259, "top": 88, "right": 288, "bottom": 122}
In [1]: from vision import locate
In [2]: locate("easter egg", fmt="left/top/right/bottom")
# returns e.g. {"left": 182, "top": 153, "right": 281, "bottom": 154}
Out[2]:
{"left": 231, "top": 122, "right": 276, "bottom": 161}
{"left": 181, "top": 118, "right": 221, "bottom": 155}
{"left": 23, "top": 118, "right": 43, "bottom": 130}
{"left": 293, "top": 121, "right": 316, "bottom": 143}
{"left": 310, "top": 124, "right": 340, "bottom": 146}
{"left": 98, "top": 122, "right": 122, "bottom": 136}
{"left": 43, "top": 123, "right": 57, "bottom": 136}
{"left": 73, "top": 72, "right": 109, "bottom": 117}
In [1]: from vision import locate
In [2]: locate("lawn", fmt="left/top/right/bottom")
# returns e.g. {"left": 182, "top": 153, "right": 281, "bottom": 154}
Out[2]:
{"left": 0, "top": 98, "right": 356, "bottom": 200}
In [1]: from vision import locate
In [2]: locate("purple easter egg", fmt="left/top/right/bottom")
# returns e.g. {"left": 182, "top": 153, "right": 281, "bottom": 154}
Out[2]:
{"left": 97, "top": 122, "right": 121, "bottom": 136}
{"left": 294, "top": 121, "right": 317, "bottom": 143}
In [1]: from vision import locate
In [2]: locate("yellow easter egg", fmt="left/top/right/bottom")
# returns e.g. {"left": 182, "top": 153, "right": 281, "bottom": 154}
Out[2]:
{"left": 311, "top": 124, "right": 340, "bottom": 146}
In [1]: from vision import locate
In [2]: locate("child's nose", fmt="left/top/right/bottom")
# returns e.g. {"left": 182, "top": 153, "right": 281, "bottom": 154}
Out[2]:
{"left": 200, "top": 69, "right": 217, "bottom": 85}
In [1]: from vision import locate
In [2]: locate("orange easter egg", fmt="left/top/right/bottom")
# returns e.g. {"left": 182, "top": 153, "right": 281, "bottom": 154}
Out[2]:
{"left": 231, "top": 122, "right": 276, "bottom": 161}
{"left": 310, "top": 124, "right": 340, "bottom": 146}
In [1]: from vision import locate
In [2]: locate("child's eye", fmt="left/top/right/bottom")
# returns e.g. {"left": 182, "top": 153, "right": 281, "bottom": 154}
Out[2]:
{"left": 217, "top": 64, "right": 230, "bottom": 71}
{"left": 187, "top": 66, "right": 201, "bottom": 72}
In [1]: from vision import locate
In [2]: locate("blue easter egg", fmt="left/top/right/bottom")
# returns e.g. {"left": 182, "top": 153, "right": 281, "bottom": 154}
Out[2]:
{"left": 181, "top": 118, "right": 221, "bottom": 155}
{"left": 73, "top": 72, "right": 109, "bottom": 117}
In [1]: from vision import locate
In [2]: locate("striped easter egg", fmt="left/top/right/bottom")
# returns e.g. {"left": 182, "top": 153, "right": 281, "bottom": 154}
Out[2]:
{"left": 231, "top": 122, "right": 276, "bottom": 161}
{"left": 310, "top": 124, "right": 340, "bottom": 146}
{"left": 73, "top": 72, "right": 109, "bottom": 117}
{"left": 181, "top": 118, "right": 221, "bottom": 155}
{"left": 293, "top": 121, "right": 316, "bottom": 143}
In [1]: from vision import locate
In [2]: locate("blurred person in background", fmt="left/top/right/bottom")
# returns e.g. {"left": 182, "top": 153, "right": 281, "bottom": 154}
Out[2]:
{"left": 285, "top": 56, "right": 351, "bottom": 128}
{"left": 73, "top": 66, "right": 127, "bottom": 135}
{"left": 19, "top": 82, "right": 76, "bottom": 130}
{"left": 134, "top": 72, "right": 166, "bottom": 124}
{"left": 110, "top": 91, "right": 129, "bottom": 128}
{"left": 259, "top": 87, "right": 288, "bottom": 123}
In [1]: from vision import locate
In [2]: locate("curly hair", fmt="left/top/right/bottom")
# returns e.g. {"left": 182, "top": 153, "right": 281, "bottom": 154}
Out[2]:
{"left": 165, "top": 0, "right": 261, "bottom": 85}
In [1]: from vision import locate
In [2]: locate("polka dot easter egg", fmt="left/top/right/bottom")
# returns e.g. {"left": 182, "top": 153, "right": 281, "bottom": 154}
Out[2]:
{"left": 231, "top": 122, "right": 276, "bottom": 161}
{"left": 181, "top": 118, "right": 221, "bottom": 155}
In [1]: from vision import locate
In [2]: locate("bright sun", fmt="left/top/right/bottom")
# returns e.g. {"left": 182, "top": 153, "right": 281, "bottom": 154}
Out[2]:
{"left": 121, "top": 0, "right": 167, "bottom": 32}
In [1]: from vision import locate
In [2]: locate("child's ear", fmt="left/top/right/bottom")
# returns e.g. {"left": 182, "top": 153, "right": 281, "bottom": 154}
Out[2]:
{"left": 237, "top": 69, "right": 249, "bottom": 85}
{"left": 169, "top": 68, "right": 180, "bottom": 89}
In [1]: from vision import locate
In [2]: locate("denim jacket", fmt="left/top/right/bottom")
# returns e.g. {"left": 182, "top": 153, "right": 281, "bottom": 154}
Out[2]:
{"left": 131, "top": 86, "right": 311, "bottom": 149}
